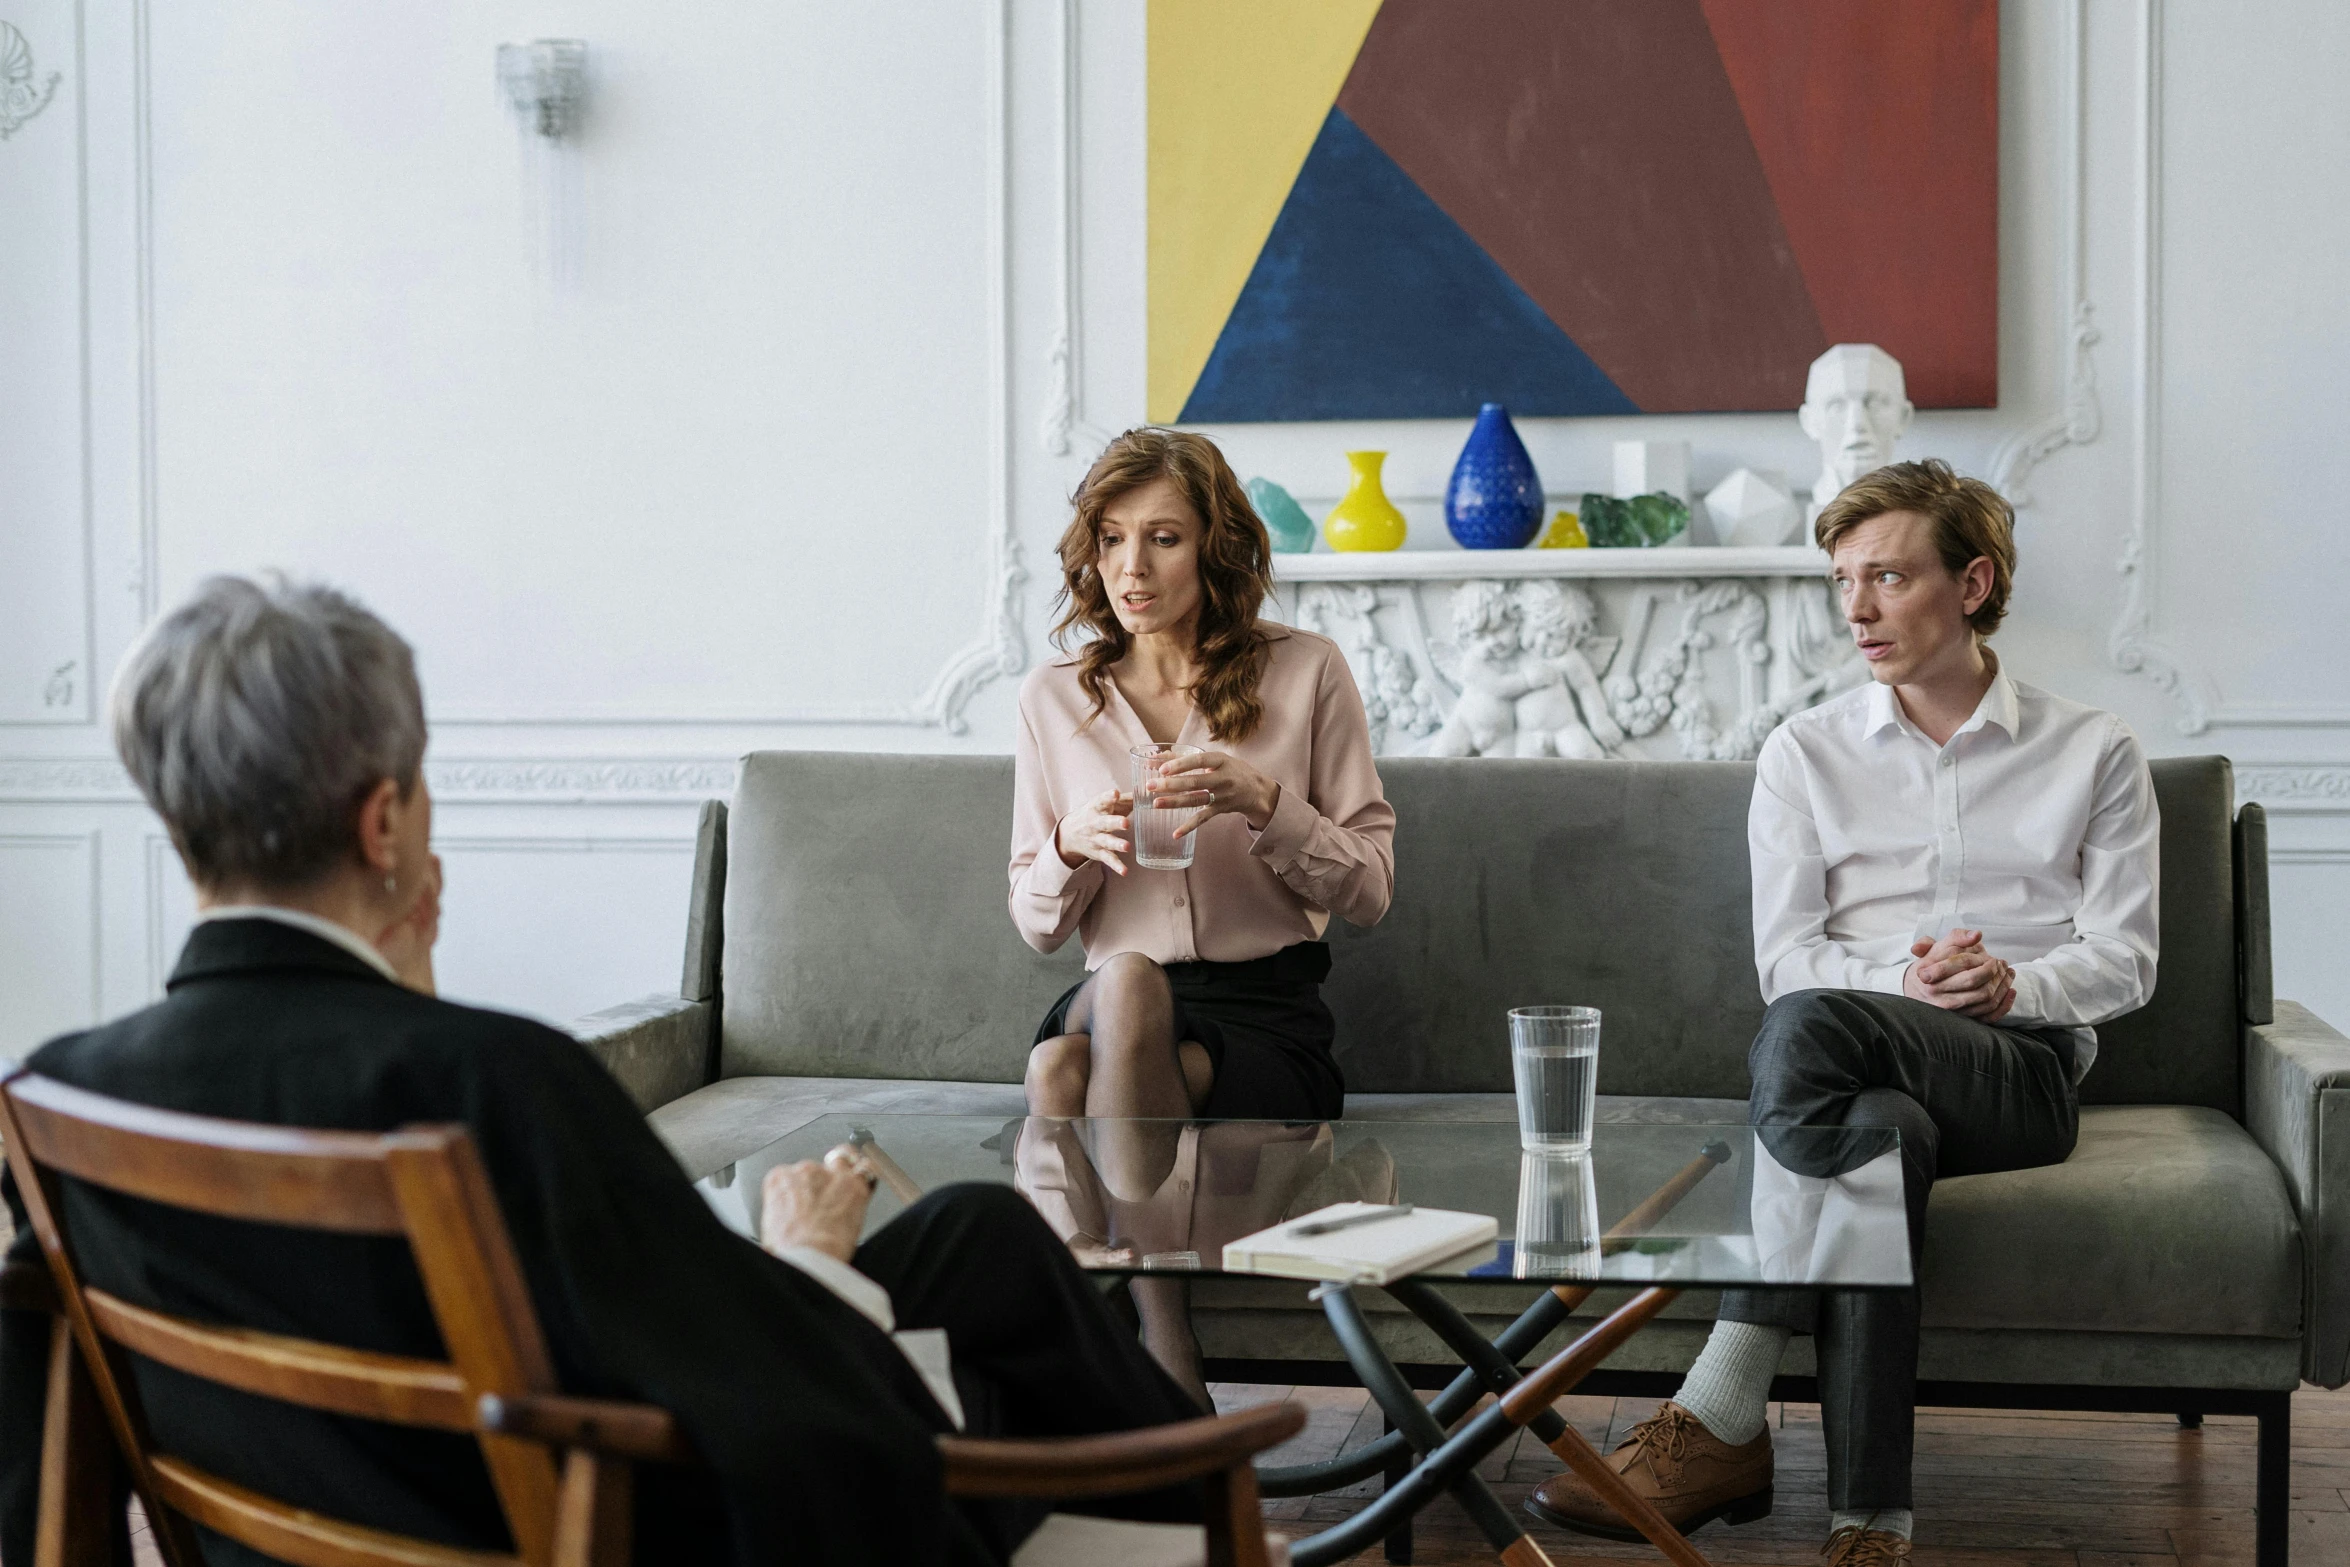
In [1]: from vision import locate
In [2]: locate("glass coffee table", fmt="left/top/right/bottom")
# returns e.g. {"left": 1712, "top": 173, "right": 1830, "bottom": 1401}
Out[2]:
{"left": 698, "top": 1115, "right": 1909, "bottom": 1567}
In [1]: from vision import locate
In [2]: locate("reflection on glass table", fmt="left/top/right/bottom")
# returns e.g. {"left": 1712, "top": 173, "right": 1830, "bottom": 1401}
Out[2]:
{"left": 698, "top": 1114, "right": 1911, "bottom": 1295}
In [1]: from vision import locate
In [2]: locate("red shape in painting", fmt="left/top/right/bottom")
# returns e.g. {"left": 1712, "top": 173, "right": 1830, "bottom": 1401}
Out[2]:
{"left": 1698, "top": 0, "right": 1999, "bottom": 408}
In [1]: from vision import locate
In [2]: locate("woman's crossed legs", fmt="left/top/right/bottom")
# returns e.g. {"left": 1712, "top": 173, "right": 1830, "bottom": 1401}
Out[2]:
{"left": 1023, "top": 951, "right": 1215, "bottom": 1407}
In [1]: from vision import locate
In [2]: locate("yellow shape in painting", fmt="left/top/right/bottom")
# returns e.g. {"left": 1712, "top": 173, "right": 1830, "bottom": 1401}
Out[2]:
{"left": 1148, "top": 0, "right": 1384, "bottom": 423}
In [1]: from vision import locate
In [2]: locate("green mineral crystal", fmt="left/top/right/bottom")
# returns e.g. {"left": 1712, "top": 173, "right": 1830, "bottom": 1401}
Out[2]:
{"left": 1578, "top": 491, "right": 1689, "bottom": 547}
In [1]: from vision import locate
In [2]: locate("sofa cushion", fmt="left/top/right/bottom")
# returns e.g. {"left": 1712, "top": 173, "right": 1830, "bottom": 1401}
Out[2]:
{"left": 2081, "top": 758, "right": 2243, "bottom": 1115}
{"left": 1918, "top": 1103, "right": 2301, "bottom": 1338}
{"left": 721, "top": 753, "right": 1084, "bottom": 1083}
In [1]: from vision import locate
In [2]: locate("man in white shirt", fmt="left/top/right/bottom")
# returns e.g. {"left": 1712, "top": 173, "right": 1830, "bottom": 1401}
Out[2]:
{"left": 1529, "top": 460, "right": 2160, "bottom": 1566}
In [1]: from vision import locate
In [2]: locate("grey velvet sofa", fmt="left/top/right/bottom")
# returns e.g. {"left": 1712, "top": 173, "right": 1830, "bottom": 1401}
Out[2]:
{"left": 579, "top": 751, "right": 2350, "bottom": 1561}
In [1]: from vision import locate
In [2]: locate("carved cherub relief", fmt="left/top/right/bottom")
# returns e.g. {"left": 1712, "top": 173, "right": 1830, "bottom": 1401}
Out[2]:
{"left": 1509, "top": 581, "right": 1624, "bottom": 760}
{"left": 1425, "top": 581, "right": 1541, "bottom": 757}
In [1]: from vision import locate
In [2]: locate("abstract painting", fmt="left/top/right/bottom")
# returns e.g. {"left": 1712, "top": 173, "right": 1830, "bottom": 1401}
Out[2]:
{"left": 1149, "top": 0, "right": 1998, "bottom": 423}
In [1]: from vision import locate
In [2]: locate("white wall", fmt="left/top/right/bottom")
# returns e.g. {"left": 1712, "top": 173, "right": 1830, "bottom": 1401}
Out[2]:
{"left": 2, "top": 0, "right": 2345, "bottom": 1052}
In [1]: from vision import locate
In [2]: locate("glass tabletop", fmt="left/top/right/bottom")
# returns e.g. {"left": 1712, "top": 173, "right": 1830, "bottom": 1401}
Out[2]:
{"left": 698, "top": 1115, "right": 1911, "bottom": 1291}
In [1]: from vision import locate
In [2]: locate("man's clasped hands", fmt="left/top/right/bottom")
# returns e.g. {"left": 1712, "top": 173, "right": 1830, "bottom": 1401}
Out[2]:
{"left": 1903, "top": 927, "right": 2016, "bottom": 1022}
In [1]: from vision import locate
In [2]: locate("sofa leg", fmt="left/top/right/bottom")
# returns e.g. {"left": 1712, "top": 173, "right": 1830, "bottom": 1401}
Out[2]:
{"left": 2256, "top": 1392, "right": 2290, "bottom": 1567}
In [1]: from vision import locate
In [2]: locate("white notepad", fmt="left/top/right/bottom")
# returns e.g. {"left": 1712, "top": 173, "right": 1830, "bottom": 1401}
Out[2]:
{"left": 1221, "top": 1203, "right": 1499, "bottom": 1285}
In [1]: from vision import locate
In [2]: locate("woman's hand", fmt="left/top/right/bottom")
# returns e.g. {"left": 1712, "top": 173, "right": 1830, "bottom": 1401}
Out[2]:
{"left": 374, "top": 852, "right": 443, "bottom": 995}
{"left": 1151, "top": 752, "right": 1281, "bottom": 836}
{"left": 759, "top": 1146, "right": 877, "bottom": 1263}
{"left": 1056, "top": 788, "right": 1133, "bottom": 875}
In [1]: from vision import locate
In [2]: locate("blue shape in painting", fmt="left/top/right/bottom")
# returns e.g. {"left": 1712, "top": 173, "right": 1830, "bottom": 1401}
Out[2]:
{"left": 1181, "top": 109, "right": 1636, "bottom": 423}
{"left": 1445, "top": 402, "right": 1544, "bottom": 549}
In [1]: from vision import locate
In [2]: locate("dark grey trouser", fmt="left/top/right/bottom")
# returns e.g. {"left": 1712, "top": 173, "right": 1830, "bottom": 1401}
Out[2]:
{"left": 1716, "top": 989, "right": 2080, "bottom": 1511}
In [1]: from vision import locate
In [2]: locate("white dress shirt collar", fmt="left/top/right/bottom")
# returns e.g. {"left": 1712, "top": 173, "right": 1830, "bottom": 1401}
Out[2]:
{"left": 194, "top": 904, "right": 402, "bottom": 984}
{"left": 1860, "top": 655, "right": 2021, "bottom": 744}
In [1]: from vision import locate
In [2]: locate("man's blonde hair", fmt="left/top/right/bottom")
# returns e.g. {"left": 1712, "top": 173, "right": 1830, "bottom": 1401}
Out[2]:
{"left": 1815, "top": 458, "right": 2017, "bottom": 635}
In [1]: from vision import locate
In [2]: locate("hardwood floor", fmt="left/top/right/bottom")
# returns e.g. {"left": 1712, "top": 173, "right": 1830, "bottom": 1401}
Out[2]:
{"left": 1212, "top": 1381, "right": 2350, "bottom": 1567}
{"left": 113, "top": 1380, "right": 2350, "bottom": 1564}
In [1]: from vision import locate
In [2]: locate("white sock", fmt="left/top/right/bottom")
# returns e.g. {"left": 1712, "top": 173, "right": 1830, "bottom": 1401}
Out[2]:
{"left": 1832, "top": 1510, "right": 1913, "bottom": 1541}
{"left": 1670, "top": 1321, "right": 1790, "bottom": 1446}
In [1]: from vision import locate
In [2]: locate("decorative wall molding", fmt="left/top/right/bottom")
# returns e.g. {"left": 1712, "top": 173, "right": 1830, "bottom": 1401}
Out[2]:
{"left": 2237, "top": 766, "right": 2350, "bottom": 813}
{"left": 1, "top": 1, "right": 97, "bottom": 728}
{"left": 1989, "top": 0, "right": 2101, "bottom": 508}
{"left": 0, "top": 758, "right": 134, "bottom": 800}
{"left": 424, "top": 758, "right": 740, "bottom": 802}
{"left": 0, "top": 831, "right": 103, "bottom": 1044}
{"left": 2210, "top": 705, "right": 2350, "bottom": 730}
{"left": 0, "top": 756, "right": 743, "bottom": 804}
{"left": 1038, "top": 0, "right": 1111, "bottom": 460}
{"left": 0, "top": 21, "right": 61, "bottom": 139}
{"left": 2109, "top": 0, "right": 2217, "bottom": 736}
{"left": 131, "top": 0, "right": 156, "bottom": 619}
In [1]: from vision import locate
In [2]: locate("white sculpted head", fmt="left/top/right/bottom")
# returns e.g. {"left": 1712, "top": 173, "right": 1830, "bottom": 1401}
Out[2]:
{"left": 1799, "top": 344, "right": 1914, "bottom": 508}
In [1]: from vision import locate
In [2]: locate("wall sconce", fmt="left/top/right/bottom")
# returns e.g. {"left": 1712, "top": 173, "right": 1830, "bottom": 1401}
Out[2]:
{"left": 497, "top": 39, "right": 588, "bottom": 138}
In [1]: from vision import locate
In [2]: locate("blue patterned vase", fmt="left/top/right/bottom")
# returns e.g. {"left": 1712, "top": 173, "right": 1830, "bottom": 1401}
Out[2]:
{"left": 1444, "top": 403, "right": 1544, "bottom": 549}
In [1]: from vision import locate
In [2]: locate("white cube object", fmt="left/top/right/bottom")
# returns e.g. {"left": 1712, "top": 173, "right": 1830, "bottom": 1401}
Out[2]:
{"left": 1612, "top": 440, "right": 1691, "bottom": 504}
{"left": 1704, "top": 467, "right": 1802, "bottom": 548}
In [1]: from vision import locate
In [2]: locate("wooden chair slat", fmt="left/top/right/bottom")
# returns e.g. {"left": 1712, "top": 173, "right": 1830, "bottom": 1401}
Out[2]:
{"left": 82, "top": 1289, "right": 472, "bottom": 1431}
{"left": 147, "top": 1455, "right": 518, "bottom": 1567}
{"left": 6, "top": 1076, "right": 406, "bottom": 1235}
{"left": 476, "top": 1393, "right": 692, "bottom": 1466}
{"left": 938, "top": 1401, "right": 1307, "bottom": 1498}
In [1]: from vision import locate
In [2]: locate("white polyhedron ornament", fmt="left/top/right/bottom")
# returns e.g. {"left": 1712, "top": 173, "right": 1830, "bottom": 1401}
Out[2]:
{"left": 1705, "top": 467, "right": 1802, "bottom": 548}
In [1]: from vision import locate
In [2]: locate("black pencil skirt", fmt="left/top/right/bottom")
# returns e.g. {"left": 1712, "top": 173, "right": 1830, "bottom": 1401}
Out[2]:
{"left": 1031, "top": 941, "right": 1344, "bottom": 1122}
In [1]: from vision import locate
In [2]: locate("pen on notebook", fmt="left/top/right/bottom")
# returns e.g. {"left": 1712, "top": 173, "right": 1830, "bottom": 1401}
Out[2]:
{"left": 1289, "top": 1204, "right": 1415, "bottom": 1237}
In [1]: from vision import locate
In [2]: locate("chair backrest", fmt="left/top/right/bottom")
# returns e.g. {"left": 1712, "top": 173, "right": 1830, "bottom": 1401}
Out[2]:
{"left": 714, "top": 750, "right": 2255, "bottom": 1115}
{"left": 0, "top": 1070, "right": 652, "bottom": 1567}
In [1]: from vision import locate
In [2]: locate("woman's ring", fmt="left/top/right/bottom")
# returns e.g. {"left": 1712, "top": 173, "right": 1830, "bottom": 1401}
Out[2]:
{"left": 1208, "top": 788, "right": 1217, "bottom": 806}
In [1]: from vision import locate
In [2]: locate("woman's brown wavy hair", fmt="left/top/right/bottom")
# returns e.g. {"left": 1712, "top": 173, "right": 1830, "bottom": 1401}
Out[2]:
{"left": 1051, "top": 428, "right": 1275, "bottom": 743}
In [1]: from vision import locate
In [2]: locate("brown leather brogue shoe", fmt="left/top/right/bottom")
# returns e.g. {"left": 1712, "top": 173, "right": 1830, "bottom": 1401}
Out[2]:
{"left": 1822, "top": 1525, "right": 1912, "bottom": 1565}
{"left": 1523, "top": 1402, "right": 1772, "bottom": 1542}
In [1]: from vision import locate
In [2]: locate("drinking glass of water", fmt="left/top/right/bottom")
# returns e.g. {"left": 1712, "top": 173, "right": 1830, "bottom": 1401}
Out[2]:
{"left": 1510, "top": 1006, "right": 1600, "bottom": 1153}
{"left": 1130, "top": 743, "right": 1204, "bottom": 870}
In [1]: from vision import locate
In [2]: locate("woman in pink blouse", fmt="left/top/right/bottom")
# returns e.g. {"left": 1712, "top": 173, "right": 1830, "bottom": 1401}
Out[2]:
{"left": 1008, "top": 428, "right": 1396, "bottom": 1393}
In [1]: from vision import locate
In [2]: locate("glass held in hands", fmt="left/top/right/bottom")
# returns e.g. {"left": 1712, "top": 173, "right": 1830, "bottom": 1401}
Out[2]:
{"left": 1129, "top": 742, "right": 1204, "bottom": 870}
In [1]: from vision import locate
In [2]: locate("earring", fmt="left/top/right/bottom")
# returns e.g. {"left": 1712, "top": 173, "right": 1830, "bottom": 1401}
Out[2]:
{"left": 385, "top": 873, "right": 398, "bottom": 895}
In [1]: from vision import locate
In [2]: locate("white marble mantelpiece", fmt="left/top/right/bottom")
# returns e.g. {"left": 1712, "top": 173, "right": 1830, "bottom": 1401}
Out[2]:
{"left": 1273, "top": 544, "right": 1828, "bottom": 582}
{"left": 1266, "top": 547, "right": 1863, "bottom": 762}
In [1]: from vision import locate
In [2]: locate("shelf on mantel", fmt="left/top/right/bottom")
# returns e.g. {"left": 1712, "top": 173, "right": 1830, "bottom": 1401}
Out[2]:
{"left": 1270, "top": 544, "right": 1828, "bottom": 582}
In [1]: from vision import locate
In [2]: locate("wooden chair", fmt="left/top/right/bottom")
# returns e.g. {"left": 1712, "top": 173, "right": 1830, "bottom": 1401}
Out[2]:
{"left": 0, "top": 1070, "right": 1302, "bottom": 1567}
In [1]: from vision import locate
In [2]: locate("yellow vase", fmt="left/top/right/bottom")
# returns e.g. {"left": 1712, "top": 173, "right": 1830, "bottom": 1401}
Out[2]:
{"left": 1323, "top": 451, "right": 1408, "bottom": 552}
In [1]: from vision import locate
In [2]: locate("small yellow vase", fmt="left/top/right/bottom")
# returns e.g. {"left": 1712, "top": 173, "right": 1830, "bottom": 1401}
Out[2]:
{"left": 1324, "top": 451, "right": 1408, "bottom": 552}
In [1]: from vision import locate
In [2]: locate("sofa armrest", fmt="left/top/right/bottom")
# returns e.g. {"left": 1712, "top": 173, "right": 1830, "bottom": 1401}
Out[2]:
{"left": 572, "top": 995, "right": 713, "bottom": 1114}
{"left": 2246, "top": 999, "right": 2350, "bottom": 1387}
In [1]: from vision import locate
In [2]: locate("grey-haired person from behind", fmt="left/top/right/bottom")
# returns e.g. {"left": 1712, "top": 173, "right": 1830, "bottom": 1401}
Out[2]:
{"left": 0, "top": 575, "right": 1207, "bottom": 1567}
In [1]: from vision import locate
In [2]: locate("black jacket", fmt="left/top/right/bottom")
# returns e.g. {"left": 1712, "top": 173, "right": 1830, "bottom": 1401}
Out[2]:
{"left": 0, "top": 918, "right": 978, "bottom": 1566}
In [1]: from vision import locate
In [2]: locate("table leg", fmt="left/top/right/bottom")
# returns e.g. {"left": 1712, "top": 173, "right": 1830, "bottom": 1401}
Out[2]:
{"left": 1379, "top": 1409, "right": 1411, "bottom": 1564}
{"left": 1318, "top": 1285, "right": 1554, "bottom": 1565}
